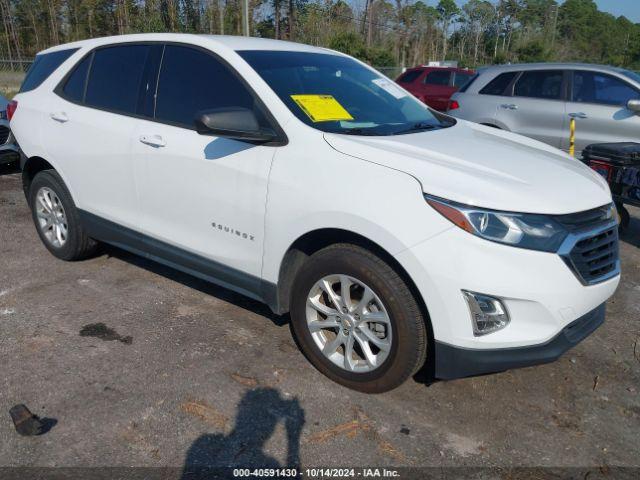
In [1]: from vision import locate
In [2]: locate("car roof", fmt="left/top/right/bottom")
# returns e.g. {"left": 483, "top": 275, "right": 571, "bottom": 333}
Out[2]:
{"left": 38, "top": 33, "right": 335, "bottom": 55}
{"left": 479, "top": 62, "right": 629, "bottom": 74}
{"left": 406, "top": 66, "right": 474, "bottom": 72}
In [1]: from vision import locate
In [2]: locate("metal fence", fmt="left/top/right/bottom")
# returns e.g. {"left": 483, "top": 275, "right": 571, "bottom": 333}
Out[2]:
{"left": 0, "top": 59, "right": 31, "bottom": 98}
{"left": 0, "top": 58, "right": 33, "bottom": 72}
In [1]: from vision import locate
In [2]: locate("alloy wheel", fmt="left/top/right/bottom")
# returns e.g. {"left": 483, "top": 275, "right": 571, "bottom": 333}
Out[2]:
{"left": 306, "top": 274, "right": 393, "bottom": 373}
{"left": 35, "top": 187, "right": 68, "bottom": 248}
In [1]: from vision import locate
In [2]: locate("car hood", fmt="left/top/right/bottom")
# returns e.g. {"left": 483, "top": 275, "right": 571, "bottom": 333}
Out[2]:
{"left": 323, "top": 121, "right": 611, "bottom": 214}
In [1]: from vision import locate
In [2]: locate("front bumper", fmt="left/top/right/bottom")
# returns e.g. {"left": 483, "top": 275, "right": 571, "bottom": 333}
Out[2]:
{"left": 0, "top": 128, "right": 20, "bottom": 164}
{"left": 394, "top": 222, "right": 619, "bottom": 378}
{"left": 434, "top": 303, "right": 605, "bottom": 379}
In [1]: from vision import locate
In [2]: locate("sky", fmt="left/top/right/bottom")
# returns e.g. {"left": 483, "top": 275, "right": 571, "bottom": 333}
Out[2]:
{"left": 589, "top": 0, "right": 640, "bottom": 22}
{"left": 450, "top": 0, "right": 640, "bottom": 23}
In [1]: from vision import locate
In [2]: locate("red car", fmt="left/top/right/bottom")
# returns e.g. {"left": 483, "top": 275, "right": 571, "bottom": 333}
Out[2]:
{"left": 396, "top": 66, "right": 476, "bottom": 111}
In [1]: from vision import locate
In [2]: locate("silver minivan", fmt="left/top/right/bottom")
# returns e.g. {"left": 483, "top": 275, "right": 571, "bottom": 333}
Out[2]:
{"left": 448, "top": 63, "right": 640, "bottom": 155}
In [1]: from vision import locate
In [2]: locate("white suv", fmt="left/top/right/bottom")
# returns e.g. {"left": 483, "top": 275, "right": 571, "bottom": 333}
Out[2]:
{"left": 10, "top": 34, "right": 620, "bottom": 392}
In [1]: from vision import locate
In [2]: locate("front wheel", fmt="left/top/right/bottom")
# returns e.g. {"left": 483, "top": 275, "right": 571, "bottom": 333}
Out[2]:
{"left": 290, "top": 244, "right": 427, "bottom": 393}
{"left": 616, "top": 202, "right": 630, "bottom": 231}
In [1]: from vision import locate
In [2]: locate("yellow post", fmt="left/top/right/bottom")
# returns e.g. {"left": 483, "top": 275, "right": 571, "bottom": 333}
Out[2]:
{"left": 569, "top": 118, "right": 576, "bottom": 158}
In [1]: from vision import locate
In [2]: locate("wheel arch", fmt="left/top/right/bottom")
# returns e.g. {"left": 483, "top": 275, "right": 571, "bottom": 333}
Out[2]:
{"left": 22, "top": 156, "right": 56, "bottom": 203}
{"left": 21, "top": 156, "right": 76, "bottom": 206}
{"left": 273, "top": 228, "right": 434, "bottom": 347}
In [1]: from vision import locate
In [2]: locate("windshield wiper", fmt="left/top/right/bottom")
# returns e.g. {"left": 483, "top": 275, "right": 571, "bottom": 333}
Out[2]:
{"left": 338, "top": 128, "right": 381, "bottom": 136}
{"left": 392, "top": 122, "right": 441, "bottom": 135}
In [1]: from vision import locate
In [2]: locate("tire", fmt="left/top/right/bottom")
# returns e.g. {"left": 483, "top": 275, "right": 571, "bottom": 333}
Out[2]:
{"left": 29, "top": 169, "right": 98, "bottom": 261}
{"left": 290, "top": 244, "right": 427, "bottom": 393}
{"left": 616, "top": 203, "right": 630, "bottom": 232}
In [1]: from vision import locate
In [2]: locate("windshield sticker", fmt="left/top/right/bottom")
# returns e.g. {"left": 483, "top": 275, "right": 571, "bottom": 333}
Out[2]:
{"left": 372, "top": 78, "right": 407, "bottom": 99}
{"left": 290, "top": 94, "right": 354, "bottom": 122}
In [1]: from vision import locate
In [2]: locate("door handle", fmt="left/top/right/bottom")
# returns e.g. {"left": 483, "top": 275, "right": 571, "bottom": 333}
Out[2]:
{"left": 500, "top": 104, "right": 518, "bottom": 110}
{"left": 50, "top": 112, "right": 69, "bottom": 123}
{"left": 569, "top": 112, "right": 588, "bottom": 119}
{"left": 139, "top": 134, "right": 166, "bottom": 148}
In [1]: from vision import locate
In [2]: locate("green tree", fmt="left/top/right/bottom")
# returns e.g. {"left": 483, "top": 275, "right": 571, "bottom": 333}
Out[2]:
{"left": 437, "top": 0, "right": 460, "bottom": 60}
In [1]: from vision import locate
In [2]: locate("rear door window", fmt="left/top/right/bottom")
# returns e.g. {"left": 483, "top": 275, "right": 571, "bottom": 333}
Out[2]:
{"left": 84, "top": 44, "right": 151, "bottom": 115}
{"left": 572, "top": 71, "right": 639, "bottom": 106}
{"left": 514, "top": 70, "right": 563, "bottom": 100}
{"left": 20, "top": 48, "right": 78, "bottom": 92}
{"left": 154, "top": 45, "right": 257, "bottom": 128}
{"left": 479, "top": 72, "right": 518, "bottom": 96}
{"left": 424, "top": 70, "right": 451, "bottom": 86}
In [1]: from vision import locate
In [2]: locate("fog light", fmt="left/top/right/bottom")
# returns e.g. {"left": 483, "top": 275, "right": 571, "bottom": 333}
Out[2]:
{"left": 462, "top": 291, "right": 510, "bottom": 336}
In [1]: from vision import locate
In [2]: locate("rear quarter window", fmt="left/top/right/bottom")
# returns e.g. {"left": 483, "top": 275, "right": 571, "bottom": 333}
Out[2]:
{"left": 458, "top": 73, "right": 479, "bottom": 93}
{"left": 20, "top": 48, "right": 79, "bottom": 93}
{"left": 453, "top": 72, "right": 474, "bottom": 89}
{"left": 60, "top": 54, "right": 92, "bottom": 103}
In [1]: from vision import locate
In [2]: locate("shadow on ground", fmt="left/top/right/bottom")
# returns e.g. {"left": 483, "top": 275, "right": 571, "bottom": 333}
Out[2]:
{"left": 102, "top": 245, "right": 289, "bottom": 327}
{"left": 0, "top": 160, "right": 20, "bottom": 176}
{"left": 619, "top": 208, "right": 640, "bottom": 249}
{"left": 180, "top": 388, "right": 305, "bottom": 479}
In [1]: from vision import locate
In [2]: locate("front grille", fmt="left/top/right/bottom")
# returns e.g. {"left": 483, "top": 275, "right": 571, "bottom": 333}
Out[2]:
{"left": 565, "top": 226, "right": 619, "bottom": 284}
{"left": 0, "top": 125, "right": 9, "bottom": 144}
{"left": 555, "top": 204, "right": 615, "bottom": 230}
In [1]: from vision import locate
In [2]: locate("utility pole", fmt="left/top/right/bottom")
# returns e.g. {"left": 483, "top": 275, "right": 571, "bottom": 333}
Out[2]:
{"left": 219, "top": 0, "right": 224, "bottom": 35}
{"left": 242, "top": 0, "right": 249, "bottom": 36}
{"left": 550, "top": 4, "right": 559, "bottom": 49}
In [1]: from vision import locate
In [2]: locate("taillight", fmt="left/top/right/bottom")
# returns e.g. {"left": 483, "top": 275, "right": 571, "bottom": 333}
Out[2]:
{"left": 6, "top": 100, "right": 17, "bottom": 121}
{"left": 589, "top": 160, "right": 613, "bottom": 182}
{"left": 448, "top": 100, "right": 460, "bottom": 111}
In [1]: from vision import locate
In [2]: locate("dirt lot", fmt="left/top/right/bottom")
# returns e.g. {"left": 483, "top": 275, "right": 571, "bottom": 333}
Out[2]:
{"left": 0, "top": 163, "right": 638, "bottom": 477}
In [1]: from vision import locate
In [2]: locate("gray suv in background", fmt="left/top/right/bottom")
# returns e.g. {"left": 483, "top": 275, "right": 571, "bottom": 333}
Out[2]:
{"left": 448, "top": 63, "right": 640, "bottom": 156}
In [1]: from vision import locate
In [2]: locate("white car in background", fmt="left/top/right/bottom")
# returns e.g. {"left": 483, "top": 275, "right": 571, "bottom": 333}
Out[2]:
{"left": 9, "top": 34, "right": 619, "bottom": 392}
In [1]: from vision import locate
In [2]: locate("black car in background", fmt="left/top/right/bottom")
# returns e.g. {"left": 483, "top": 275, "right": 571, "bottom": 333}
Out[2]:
{"left": 0, "top": 94, "right": 20, "bottom": 165}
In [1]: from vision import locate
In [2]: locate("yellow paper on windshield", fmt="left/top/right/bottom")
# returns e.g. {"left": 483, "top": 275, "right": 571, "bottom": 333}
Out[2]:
{"left": 290, "top": 94, "right": 354, "bottom": 122}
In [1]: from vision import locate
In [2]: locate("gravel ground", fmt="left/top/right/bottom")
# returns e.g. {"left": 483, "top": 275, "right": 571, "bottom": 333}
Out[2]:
{"left": 0, "top": 163, "right": 638, "bottom": 477}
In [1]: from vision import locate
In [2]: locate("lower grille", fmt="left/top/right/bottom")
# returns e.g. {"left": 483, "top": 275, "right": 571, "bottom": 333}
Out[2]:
{"left": 0, "top": 125, "right": 9, "bottom": 144}
{"left": 562, "top": 225, "right": 619, "bottom": 285}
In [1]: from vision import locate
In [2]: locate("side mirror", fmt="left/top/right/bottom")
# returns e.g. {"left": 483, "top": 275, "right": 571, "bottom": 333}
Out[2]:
{"left": 195, "top": 107, "right": 277, "bottom": 142}
{"left": 627, "top": 99, "right": 640, "bottom": 114}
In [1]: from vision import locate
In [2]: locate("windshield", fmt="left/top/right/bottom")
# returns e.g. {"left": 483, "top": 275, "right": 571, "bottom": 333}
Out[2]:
{"left": 239, "top": 50, "right": 453, "bottom": 136}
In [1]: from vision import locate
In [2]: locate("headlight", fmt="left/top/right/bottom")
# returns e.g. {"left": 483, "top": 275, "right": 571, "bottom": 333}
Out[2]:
{"left": 425, "top": 194, "right": 568, "bottom": 252}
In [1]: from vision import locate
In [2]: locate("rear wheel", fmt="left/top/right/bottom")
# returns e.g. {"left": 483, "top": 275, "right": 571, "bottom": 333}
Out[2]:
{"left": 290, "top": 244, "right": 427, "bottom": 393}
{"left": 29, "top": 170, "right": 98, "bottom": 260}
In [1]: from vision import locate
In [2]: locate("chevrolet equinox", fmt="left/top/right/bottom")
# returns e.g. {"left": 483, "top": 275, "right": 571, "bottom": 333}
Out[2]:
{"left": 9, "top": 34, "right": 620, "bottom": 392}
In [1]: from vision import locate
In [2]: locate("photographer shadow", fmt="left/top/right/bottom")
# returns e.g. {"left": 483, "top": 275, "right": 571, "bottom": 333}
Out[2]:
{"left": 181, "top": 387, "right": 305, "bottom": 479}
